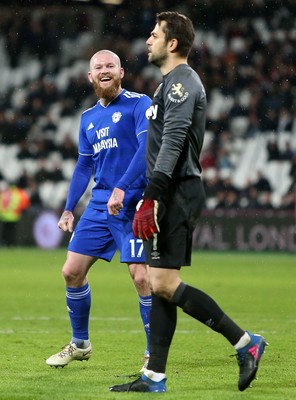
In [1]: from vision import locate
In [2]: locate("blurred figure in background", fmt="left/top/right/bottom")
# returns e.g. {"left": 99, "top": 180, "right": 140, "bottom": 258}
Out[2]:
{"left": 0, "top": 181, "right": 31, "bottom": 246}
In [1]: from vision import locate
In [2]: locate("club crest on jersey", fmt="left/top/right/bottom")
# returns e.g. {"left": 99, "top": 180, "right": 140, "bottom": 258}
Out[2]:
{"left": 112, "top": 112, "right": 122, "bottom": 123}
{"left": 168, "top": 82, "right": 189, "bottom": 103}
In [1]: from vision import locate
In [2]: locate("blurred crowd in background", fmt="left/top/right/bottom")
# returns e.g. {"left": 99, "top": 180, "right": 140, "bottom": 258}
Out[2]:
{"left": 0, "top": 0, "right": 295, "bottom": 223}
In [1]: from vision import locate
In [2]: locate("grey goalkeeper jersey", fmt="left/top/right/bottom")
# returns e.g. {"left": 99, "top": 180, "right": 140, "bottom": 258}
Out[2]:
{"left": 146, "top": 63, "right": 206, "bottom": 180}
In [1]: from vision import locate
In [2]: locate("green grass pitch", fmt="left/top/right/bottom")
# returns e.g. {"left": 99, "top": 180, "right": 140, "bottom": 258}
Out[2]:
{"left": 0, "top": 248, "right": 295, "bottom": 399}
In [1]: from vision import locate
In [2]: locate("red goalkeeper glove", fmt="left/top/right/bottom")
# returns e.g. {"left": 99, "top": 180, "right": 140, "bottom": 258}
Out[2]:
{"left": 132, "top": 171, "right": 170, "bottom": 240}
{"left": 132, "top": 198, "right": 160, "bottom": 240}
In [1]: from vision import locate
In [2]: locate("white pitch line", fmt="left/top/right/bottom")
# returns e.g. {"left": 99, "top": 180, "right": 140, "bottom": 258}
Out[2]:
{"left": 2, "top": 316, "right": 201, "bottom": 322}
{"left": 0, "top": 329, "right": 199, "bottom": 335}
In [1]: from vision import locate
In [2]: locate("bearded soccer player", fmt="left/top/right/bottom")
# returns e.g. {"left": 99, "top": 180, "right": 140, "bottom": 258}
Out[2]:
{"left": 45, "top": 50, "right": 151, "bottom": 372}
{"left": 110, "top": 12, "right": 268, "bottom": 393}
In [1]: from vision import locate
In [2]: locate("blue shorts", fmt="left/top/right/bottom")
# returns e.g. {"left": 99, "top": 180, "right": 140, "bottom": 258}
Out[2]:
{"left": 68, "top": 206, "right": 145, "bottom": 263}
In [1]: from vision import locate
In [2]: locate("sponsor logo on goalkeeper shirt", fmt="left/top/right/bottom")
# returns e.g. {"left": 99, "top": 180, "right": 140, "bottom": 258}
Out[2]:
{"left": 146, "top": 105, "right": 158, "bottom": 120}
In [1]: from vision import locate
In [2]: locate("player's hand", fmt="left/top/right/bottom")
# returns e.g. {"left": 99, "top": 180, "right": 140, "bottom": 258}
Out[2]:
{"left": 132, "top": 198, "right": 160, "bottom": 240}
{"left": 58, "top": 210, "right": 74, "bottom": 232}
{"left": 107, "top": 188, "right": 124, "bottom": 216}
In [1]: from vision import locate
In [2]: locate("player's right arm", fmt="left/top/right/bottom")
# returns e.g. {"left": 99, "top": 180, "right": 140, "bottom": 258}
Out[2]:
{"left": 58, "top": 154, "right": 93, "bottom": 232}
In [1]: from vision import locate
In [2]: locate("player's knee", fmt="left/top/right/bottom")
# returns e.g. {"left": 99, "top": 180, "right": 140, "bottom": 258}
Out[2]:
{"left": 129, "top": 264, "right": 150, "bottom": 288}
{"left": 62, "top": 266, "right": 74, "bottom": 284}
{"left": 132, "top": 269, "right": 149, "bottom": 289}
{"left": 153, "top": 289, "right": 170, "bottom": 301}
{"left": 150, "top": 280, "right": 177, "bottom": 301}
{"left": 62, "top": 265, "right": 84, "bottom": 286}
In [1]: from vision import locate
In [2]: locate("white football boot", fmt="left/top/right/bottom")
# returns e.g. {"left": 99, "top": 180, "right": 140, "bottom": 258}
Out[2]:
{"left": 46, "top": 342, "right": 92, "bottom": 367}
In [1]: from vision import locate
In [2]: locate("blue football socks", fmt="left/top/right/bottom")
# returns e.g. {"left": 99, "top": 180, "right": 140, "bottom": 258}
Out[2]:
{"left": 66, "top": 283, "right": 91, "bottom": 345}
{"left": 139, "top": 295, "right": 152, "bottom": 355}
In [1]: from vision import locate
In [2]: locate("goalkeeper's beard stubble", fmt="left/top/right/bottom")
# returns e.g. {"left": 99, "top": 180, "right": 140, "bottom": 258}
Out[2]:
{"left": 92, "top": 76, "right": 121, "bottom": 101}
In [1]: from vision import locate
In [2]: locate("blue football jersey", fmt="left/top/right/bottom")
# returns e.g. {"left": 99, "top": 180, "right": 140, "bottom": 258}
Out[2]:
{"left": 78, "top": 89, "right": 151, "bottom": 210}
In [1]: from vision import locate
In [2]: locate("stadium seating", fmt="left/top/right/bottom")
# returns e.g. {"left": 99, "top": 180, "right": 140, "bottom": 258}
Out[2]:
{"left": 0, "top": 2, "right": 295, "bottom": 212}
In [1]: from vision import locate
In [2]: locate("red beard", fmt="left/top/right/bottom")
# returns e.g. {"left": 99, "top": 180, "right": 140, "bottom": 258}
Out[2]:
{"left": 92, "top": 76, "right": 121, "bottom": 101}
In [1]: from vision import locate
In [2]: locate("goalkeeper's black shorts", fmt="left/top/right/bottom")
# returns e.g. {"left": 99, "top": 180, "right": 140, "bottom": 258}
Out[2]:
{"left": 143, "top": 177, "right": 205, "bottom": 268}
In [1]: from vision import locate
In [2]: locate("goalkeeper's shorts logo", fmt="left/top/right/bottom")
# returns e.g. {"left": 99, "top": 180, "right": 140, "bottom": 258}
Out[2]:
{"left": 151, "top": 251, "right": 160, "bottom": 259}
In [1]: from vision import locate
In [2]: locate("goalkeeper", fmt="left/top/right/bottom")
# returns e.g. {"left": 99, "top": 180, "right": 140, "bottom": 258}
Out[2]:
{"left": 45, "top": 50, "right": 152, "bottom": 372}
{"left": 110, "top": 11, "right": 267, "bottom": 393}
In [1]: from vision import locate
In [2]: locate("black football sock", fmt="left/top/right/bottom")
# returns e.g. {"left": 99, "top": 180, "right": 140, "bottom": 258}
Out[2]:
{"left": 147, "top": 293, "right": 177, "bottom": 373}
{"left": 172, "top": 282, "right": 244, "bottom": 345}
{"left": 212, "top": 313, "right": 245, "bottom": 345}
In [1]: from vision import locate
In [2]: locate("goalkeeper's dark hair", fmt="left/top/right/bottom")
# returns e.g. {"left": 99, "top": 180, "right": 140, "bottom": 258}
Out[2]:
{"left": 156, "top": 11, "right": 195, "bottom": 58}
